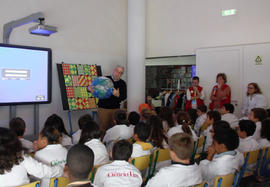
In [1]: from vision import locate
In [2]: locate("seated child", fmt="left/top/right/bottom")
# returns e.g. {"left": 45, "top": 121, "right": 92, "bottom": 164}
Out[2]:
{"left": 44, "top": 114, "right": 72, "bottom": 146}
{"left": 249, "top": 108, "right": 268, "bottom": 141}
{"left": 146, "top": 133, "right": 202, "bottom": 187}
{"left": 194, "top": 104, "right": 207, "bottom": 135}
{"left": 65, "top": 144, "right": 94, "bottom": 187}
{"left": 199, "top": 128, "right": 244, "bottom": 186}
{"left": 258, "top": 118, "right": 270, "bottom": 148}
{"left": 9, "top": 117, "right": 33, "bottom": 152}
{"left": 34, "top": 126, "right": 68, "bottom": 187}
{"left": 72, "top": 114, "right": 92, "bottom": 144}
{"left": 128, "top": 111, "right": 140, "bottom": 130}
{"left": 131, "top": 122, "right": 153, "bottom": 158}
{"left": 201, "top": 111, "right": 221, "bottom": 151}
{"left": 158, "top": 107, "right": 175, "bottom": 131}
{"left": 221, "top": 103, "right": 239, "bottom": 129}
{"left": 167, "top": 111, "right": 197, "bottom": 141}
{"left": 237, "top": 120, "right": 259, "bottom": 153}
{"left": 0, "top": 127, "right": 63, "bottom": 186}
{"left": 94, "top": 140, "right": 142, "bottom": 187}
{"left": 79, "top": 120, "right": 109, "bottom": 165}
{"left": 103, "top": 110, "right": 133, "bottom": 144}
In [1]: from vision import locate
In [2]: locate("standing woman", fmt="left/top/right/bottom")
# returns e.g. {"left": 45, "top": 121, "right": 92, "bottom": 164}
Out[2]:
{"left": 209, "top": 73, "right": 231, "bottom": 111}
{"left": 242, "top": 83, "right": 267, "bottom": 117}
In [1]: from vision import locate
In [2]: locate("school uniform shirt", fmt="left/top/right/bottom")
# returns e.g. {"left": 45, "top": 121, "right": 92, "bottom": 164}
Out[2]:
{"left": 66, "top": 181, "right": 94, "bottom": 187}
{"left": 103, "top": 124, "right": 133, "bottom": 144}
{"left": 84, "top": 139, "right": 109, "bottom": 165}
{"left": 221, "top": 113, "right": 239, "bottom": 129}
{"left": 258, "top": 138, "right": 270, "bottom": 149}
{"left": 242, "top": 94, "right": 267, "bottom": 116}
{"left": 194, "top": 113, "right": 207, "bottom": 135}
{"left": 34, "top": 144, "right": 68, "bottom": 187}
{"left": 146, "top": 162, "right": 202, "bottom": 187}
{"left": 61, "top": 133, "right": 73, "bottom": 146}
{"left": 0, "top": 154, "right": 63, "bottom": 187}
{"left": 93, "top": 160, "right": 142, "bottom": 187}
{"left": 253, "top": 121, "right": 262, "bottom": 141}
{"left": 199, "top": 150, "right": 244, "bottom": 187}
{"left": 131, "top": 141, "right": 153, "bottom": 158}
{"left": 237, "top": 136, "right": 259, "bottom": 153}
{"left": 167, "top": 125, "right": 198, "bottom": 141}
{"left": 20, "top": 138, "right": 34, "bottom": 152}
{"left": 72, "top": 129, "right": 82, "bottom": 145}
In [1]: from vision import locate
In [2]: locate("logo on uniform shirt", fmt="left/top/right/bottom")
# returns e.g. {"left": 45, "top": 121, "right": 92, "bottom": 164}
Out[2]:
{"left": 107, "top": 171, "right": 139, "bottom": 178}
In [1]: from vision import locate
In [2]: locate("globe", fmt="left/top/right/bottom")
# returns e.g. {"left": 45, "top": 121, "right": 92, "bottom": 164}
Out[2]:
{"left": 91, "top": 77, "right": 114, "bottom": 99}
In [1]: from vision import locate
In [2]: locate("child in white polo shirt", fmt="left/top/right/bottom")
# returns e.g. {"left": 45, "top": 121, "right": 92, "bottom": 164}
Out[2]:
{"left": 258, "top": 118, "right": 270, "bottom": 148}
{"left": 72, "top": 114, "right": 92, "bottom": 144}
{"left": 248, "top": 108, "right": 267, "bottom": 141}
{"left": 94, "top": 140, "right": 142, "bottom": 187}
{"left": 34, "top": 126, "right": 68, "bottom": 187}
{"left": 146, "top": 133, "right": 203, "bottom": 187}
{"left": 194, "top": 104, "right": 207, "bottom": 136}
{"left": 221, "top": 103, "right": 239, "bottom": 129}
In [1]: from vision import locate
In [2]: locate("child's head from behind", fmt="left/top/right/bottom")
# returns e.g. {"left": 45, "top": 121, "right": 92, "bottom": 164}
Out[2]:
{"left": 78, "top": 114, "right": 92, "bottom": 130}
{"left": 134, "top": 122, "right": 151, "bottom": 142}
{"left": 237, "top": 120, "right": 256, "bottom": 138}
{"left": 128, "top": 111, "right": 140, "bottom": 125}
{"left": 249, "top": 108, "right": 267, "bottom": 122}
{"left": 197, "top": 104, "right": 207, "bottom": 116}
{"left": 221, "top": 103, "right": 234, "bottom": 115}
{"left": 0, "top": 127, "right": 23, "bottom": 174}
{"left": 206, "top": 111, "right": 221, "bottom": 125}
{"left": 148, "top": 115, "right": 167, "bottom": 148}
{"left": 177, "top": 112, "right": 192, "bottom": 136}
{"left": 213, "top": 127, "right": 239, "bottom": 153}
{"left": 114, "top": 110, "right": 127, "bottom": 125}
{"left": 168, "top": 133, "right": 194, "bottom": 161}
{"left": 159, "top": 107, "right": 174, "bottom": 126}
{"left": 37, "top": 126, "right": 61, "bottom": 149}
{"left": 9, "top": 117, "right": 26, "bottom": 137}
{"left": 44, "top": 114, "right": 69, "bottom": 136}
{"left": 66, "top": 144, "right": 94, "bottom": 181}
{"left": 79, "top": 120, "right": 101, "bottom": 144}
{"left": 112, "top": 140, "right": 132, "bottom": 162}
{"left": 211, "top": 120, "right": 231, "bottom": 138}
{"left": 261, "top": 118, "right": 270, "bottom": 141}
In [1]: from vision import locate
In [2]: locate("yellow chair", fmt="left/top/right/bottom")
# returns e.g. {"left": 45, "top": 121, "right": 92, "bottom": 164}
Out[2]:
{"left": 21, "top": 181, "right": 40, "bottom": 187}
{"left": 193, "top": 135, "right": 206, "bottom": 160}
{"left": 131, "top": 154, "right": 153, "bottom": 182}
{"left": 150, "top": 148, "right": 170, "bottom": 177}
{"left": 258, "top": 147, "right": 270, "bottom": 176}
{"left": 49, "top": 177, "right": 69, "bottom": 187}
{"left": 213, "top": 173, "right": 235, "bottom": 187}
{"left": 194, "top": 181, "right": 208, "bottom": 187}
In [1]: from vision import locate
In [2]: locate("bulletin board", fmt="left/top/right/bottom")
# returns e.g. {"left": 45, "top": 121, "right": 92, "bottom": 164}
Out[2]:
{"left": 57, "top": 63, "right": 102, "bottom": 111}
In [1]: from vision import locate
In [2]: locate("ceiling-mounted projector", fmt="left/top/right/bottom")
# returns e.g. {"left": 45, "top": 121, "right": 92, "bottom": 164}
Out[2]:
{"left": 29, "top": 24, "right": 57, "bottom": 36}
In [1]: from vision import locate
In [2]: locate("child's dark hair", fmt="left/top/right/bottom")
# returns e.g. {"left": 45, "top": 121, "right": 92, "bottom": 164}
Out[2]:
{"left": 213, "top": 120, "right": 230, "bottom": 134}
{"left": 192, "top": 76, "right": 200, "bottom": 81}
{"left": 159, "top": 107, "right": 174, "bottom": 128}
{"left": 44, "top": 114, "right": 71, "bottom": 137}
{"left": 261, "top": 118, "right": 270, "bottom": 141}
{"left": 112, "top": 140, "right": 133, "bottom": 161}
{"left": 40, "top": 126, "right": 61, "bottom": 144}
{"left": 239, "top": 120, "right": 256, "bottom": 137}
{"left": 187, "top": 108, "right": 198, "bottom": 125}
{"left": 198, "top": 104, "right": 207, "bottom": 113}
{"left": 128, "top": 111, "right": 140, "bottom": 125}
{"left": 79, "top": 121, "right": 101, "bottom": 144}
{"left": 114, "top": 110, "right": 128, "bottom": 125}
{"left": 213, "top": 127, "right": 239, "bottom": 151}
{"left": 207, "top": 111, "right": 221, "bottom": 122}
{"left": 9, "top": 117, "right": 26, "bottom": 137}
{"left": 148, "top": 115, "right": 168, "bottom": 148}
{"left": 251, "top": 108, "right": 267, "bottom": 122}
{"left": 0, "top": 127, "right": 23, "bottom": 174}
{"left": 134, "top": 122, "right": 151, "bottom": 142}
{"left": 223, "top": 103, "right": 234, "bottom": 113}
{"left": 177, "top": 112, "right": 192, "bottom": 136}
{"left": 78, "top": 114, "right": 92, "bottom": 130}
{"left": 266, "top": 109, "right": 270, "bottom": 118}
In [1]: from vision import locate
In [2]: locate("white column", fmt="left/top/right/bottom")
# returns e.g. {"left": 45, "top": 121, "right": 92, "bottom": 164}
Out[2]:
{"left": 127, "top": 0, "right": 146, "bottom": 112}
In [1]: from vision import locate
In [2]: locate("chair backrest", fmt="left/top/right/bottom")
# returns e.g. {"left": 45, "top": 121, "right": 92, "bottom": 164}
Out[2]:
{"left": 244, "top": 149, "right": 261, "bottom": 165}
{"left": 89, "top": 164, "right": 103, "bottom": 183}
{"left": 194, "top": 181, "right": 208, "bottom": 187}
{"left": 213, "top": 173, "right": 235, "bottom": 187}
{"left": 21, "top": 181, "right": 40, "bottom": 187}
{"left": 49, "top": 177, "right": 69, "bottom": 187}
{"left": 262, "top": 147, "right": 270, "bottom": 161}
{"left": 154, "top": 148, "right": 170, "bottom": 163}
{"left": 131, "top": 154, "right": 153, "bottom": 171}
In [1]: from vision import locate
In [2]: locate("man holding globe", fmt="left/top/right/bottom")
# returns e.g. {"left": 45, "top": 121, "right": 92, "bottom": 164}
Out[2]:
{"left": 88, "top": 65, "right": 127, "bottom": 136}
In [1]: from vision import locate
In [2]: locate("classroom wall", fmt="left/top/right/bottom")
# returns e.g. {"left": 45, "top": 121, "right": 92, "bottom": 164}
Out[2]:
{"left": 147, "top": 0, "right": 270, "bottom": 57}
{"left": 0, "top": 0, "right": 127, "bottom": 136}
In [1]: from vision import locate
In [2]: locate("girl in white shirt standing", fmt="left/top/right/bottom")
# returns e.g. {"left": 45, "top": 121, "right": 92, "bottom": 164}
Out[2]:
{"left": 0, "top": 127, "right": 63, "bottom": 186}
{"left": 44, "top": 114, "right": 72, "bottom": 147}
{"left": 242, "top": 83, "right": 267, "bottom": 117}
{"left": 34, "top": 126, "right": 68, "bottom": 187}
{"left": 248, "top": 108, "right": 268, "bottom": 141}
{"left": 79, "top": 120, "right": 109, "bottom": 165}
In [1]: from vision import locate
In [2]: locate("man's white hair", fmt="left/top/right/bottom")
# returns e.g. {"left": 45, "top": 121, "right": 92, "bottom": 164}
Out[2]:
{"left": 115, "top": 65, "right": 124, "bottom": 73}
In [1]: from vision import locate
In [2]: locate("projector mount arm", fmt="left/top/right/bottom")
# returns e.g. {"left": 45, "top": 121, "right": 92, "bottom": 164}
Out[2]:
{"left": 3, "top": 12, "right": 45, "bottom": 44}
